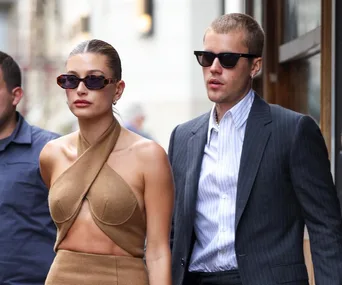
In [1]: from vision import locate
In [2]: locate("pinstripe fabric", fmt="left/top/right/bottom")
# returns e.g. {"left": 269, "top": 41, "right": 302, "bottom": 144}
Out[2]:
{"left": 189, "top": 90, "right": 254, "bottom": 272}
{"left": 168, "top": 94, "right": 342, "bottom": 285}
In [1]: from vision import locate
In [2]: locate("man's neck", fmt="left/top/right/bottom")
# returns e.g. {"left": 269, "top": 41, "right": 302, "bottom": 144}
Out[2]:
{"left": 0, "top": 112, "right": 17, "bottom": 140}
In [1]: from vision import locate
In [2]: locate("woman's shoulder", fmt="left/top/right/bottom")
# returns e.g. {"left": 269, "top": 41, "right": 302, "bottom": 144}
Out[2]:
{"left": 120, "top": 129, "right": 166, "bottom": 161}
{"left": 115, "top": 129, "right": 168, "bottom": 173}
{"left": 134, "top": 140, "right": 170, "bottom": 174}
{"left": 40, "top": 131, "right": 78, "bottom": 163}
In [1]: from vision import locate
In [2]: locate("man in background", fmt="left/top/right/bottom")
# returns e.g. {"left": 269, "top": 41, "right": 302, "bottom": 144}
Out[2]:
{"left": 123, "top": 103, "right": 153, "bottom": 140}
{"left": 0, "top": 51, "right": 59, "bottom": 284}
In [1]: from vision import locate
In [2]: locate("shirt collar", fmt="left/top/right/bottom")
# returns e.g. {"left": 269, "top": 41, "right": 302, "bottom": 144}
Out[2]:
{"left": 0, "top": 112, "right": 31, "bottom": 152}
{"left": 207, "top": 89, "right": 255, "bottom": 143}
{"left": 11, "top": 112, "right": 32, "bottom": 144}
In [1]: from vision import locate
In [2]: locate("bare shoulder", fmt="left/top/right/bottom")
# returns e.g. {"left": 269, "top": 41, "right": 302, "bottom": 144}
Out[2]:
{"left": 39, "top": 136, "right": 61, "bottom": 163}
{"left": 40, "top": 131, "right": 77, "bottom": 162}
{"left": 119, "top": 128, "right": 167, "bottom": 161}
{"left": 133, "top": 138, "right": 168, "bottom": 163}
{"left": 39, "top": 131, "right": 78, "bottom": 187}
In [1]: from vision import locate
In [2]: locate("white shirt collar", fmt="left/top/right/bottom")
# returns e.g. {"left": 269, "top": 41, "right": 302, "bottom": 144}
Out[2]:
{"left": 207, "top": 89, "right": 255, "bottom": 143}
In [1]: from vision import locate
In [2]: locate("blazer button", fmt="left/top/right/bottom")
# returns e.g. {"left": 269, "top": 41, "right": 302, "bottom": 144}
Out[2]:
{"left": 180, "top": 258, "right": 185, "bottom": 267}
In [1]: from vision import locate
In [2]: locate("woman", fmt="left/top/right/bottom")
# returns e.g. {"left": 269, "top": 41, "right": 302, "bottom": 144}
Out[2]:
{"left": 39, "top": 39, "right": 174, "bottom": 285}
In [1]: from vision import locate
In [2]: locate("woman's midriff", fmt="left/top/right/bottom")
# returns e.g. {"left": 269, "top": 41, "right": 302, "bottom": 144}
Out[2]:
{"left": 58, "top": 199, "right": 132, "bottom": 257}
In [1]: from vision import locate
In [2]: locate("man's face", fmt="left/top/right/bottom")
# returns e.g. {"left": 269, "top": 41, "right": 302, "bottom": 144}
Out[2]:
{"left": 0, "top": 68, "right": 16, "bottom": 131}
{"left": 202, "top": 30, "right": 260, "bottom": 110}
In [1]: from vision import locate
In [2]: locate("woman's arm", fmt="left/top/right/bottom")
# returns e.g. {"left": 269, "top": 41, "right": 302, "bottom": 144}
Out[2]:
{"left": 139, "top": 141, "right": 174, "bottom": 285}
{"left": 39, "top": 141, "right": 57, "bottom": 188}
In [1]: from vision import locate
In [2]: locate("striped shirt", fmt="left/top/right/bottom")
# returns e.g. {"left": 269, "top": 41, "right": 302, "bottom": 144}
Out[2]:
{"left": 189, "top": 89, "right": 254, "bottom": 272}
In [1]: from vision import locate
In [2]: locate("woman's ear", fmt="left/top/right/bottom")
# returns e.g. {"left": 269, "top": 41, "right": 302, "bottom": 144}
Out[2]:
{"left": 113, "top": 80, "right": 125, "bottom": 104}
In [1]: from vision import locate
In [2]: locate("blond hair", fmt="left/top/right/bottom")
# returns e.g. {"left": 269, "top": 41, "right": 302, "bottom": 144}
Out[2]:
{"left": 205, "top": 13, "right": 264, "bottom": 56}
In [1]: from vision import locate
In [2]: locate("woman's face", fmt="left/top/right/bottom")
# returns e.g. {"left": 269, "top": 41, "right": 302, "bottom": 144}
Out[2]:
{"left": 65, "top": 52, "right": 124, "bottom": 120}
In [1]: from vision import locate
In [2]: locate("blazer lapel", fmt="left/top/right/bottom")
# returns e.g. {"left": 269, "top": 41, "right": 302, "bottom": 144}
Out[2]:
{"left": 235, "top": 95, "right": 272, "bottom": 229}
{"left": 184, "top": 113, "right": 210, "bottom": 228}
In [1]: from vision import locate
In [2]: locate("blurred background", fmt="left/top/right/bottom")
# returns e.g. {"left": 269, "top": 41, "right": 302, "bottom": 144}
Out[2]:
{"left": 0, "top": 1, "right": 341, "bottom": 171}
{"left": 1, "top": 0, "right": 228, "bottom": 150}
{"left": 0, "top": 0, "right": 334, "bottom": 146}
{"left": 0, "top": 0, "right": 341, "bottom": 180}
{"left": 1, "top": 1, "right": 341, "bottom": 283}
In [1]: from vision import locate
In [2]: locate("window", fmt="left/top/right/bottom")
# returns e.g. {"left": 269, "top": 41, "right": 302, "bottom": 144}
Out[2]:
{"left": 283, "top": 0, "right": 321, "bottom": 43}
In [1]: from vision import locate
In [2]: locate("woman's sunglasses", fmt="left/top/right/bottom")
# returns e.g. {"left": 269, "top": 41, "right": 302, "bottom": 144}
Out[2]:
{"left": 56, "top": 74, "right": 115, "bottom": 90}
{"left": 194, "top": 51, "right": 260, "bottom": 68}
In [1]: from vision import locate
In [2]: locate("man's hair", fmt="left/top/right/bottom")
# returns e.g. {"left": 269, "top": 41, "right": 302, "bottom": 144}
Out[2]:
{"left": 205, "top": 13, "right": 264, "bottom": 56}
{"left": 69, "top": 39, "right": 122, "bottom": 81}
{"left": 0, "top": 51, "right": 22, "bottom": 92}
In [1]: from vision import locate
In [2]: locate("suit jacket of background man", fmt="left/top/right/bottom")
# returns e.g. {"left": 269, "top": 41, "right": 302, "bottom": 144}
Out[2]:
{"left": 168, "top": 94, "right": 342, "bottom": 285}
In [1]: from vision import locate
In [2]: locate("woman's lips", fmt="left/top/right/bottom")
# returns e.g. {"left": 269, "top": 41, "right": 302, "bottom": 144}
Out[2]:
{"left": 74, "top": 100, "right": 91, "bottom": 107}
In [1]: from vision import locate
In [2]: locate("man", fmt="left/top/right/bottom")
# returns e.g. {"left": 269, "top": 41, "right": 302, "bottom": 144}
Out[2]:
{"left": 123, "top": 103, "right": 153, "bottom": 139}
{"left": 0, "top": 51, "right": 59, "bottom": 284}
{"left": 168, "top": 13, "right": 342, "bottom": 285}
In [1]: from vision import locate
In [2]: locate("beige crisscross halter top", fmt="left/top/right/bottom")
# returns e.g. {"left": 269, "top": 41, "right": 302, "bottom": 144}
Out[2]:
{"left": 48, "top": 120, "right": 146, "bottom": 257}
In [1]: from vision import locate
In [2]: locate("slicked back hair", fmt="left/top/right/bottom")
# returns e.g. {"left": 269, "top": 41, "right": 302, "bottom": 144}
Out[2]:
{"left": 69, "top": 39, "right": 122, "bottom": 81}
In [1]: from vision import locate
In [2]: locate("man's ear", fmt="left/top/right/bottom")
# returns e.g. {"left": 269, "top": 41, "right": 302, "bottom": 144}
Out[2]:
{"left": 250, "top": 57, "right": 262, "bottom": 78}
{"left": 11, "top": 87, "right": 23, "bottom": 107}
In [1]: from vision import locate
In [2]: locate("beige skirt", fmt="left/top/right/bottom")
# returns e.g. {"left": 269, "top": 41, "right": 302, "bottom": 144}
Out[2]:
{"left": 45, "top": 250, "right": 149, "bottom": 285}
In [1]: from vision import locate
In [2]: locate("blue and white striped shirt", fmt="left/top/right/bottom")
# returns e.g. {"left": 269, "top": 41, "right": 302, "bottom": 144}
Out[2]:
{"left": 189, "top": 90, "right": 254, "bottom": 272}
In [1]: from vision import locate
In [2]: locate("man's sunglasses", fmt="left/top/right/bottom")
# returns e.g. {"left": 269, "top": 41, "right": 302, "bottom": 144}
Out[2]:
{"left": 56, "top": 74, "right": 115, "bottom": 90}
{"left": 194, "top": 51, "right": 260, "bottom": 68}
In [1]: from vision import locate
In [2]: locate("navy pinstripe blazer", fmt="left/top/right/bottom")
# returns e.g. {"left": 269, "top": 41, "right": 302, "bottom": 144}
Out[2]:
{"left": 168, "top": 95, "right": 342, "bottom": 285}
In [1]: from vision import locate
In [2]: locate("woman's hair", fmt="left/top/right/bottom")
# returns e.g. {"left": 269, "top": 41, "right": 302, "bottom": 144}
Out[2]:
{"left": 205, "top": 13, "right": 264, "bottom": 56}
{"left": 69, "top": 39, "right": 122, "bottom": 81}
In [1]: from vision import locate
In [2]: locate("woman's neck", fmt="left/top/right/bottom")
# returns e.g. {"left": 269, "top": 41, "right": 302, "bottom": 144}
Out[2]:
{"left": 78, "top": 114, "right": 116, "bottom": 145}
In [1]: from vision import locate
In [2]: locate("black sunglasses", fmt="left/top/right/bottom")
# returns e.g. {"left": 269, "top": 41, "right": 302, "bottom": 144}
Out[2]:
{"left": 194, "top": 51, "right": 260, "bottom": 68}
{"left": 57, "top": 74, "right": 115, "bottom": 90}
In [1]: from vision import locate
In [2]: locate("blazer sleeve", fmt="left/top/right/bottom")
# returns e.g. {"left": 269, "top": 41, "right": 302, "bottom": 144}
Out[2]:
{"left": 289, "top": 115, "right": 342, "bottom": 283}
{"left": 168, "top": 125, "right": 179, "bottom": 251}
{"left": 168, "top": 125, "right": 178, "bottom": 165}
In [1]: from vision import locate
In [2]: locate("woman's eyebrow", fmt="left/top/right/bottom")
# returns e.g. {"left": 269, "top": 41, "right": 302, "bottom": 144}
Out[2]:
{"left": 66, "top": 69, "right": 105, "bottom": 75}
{"left": 87, "top": 69, "right": 105, "bottom": 74}
{"left": 66, "top": 70, "right": 78, "bottom": 75}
